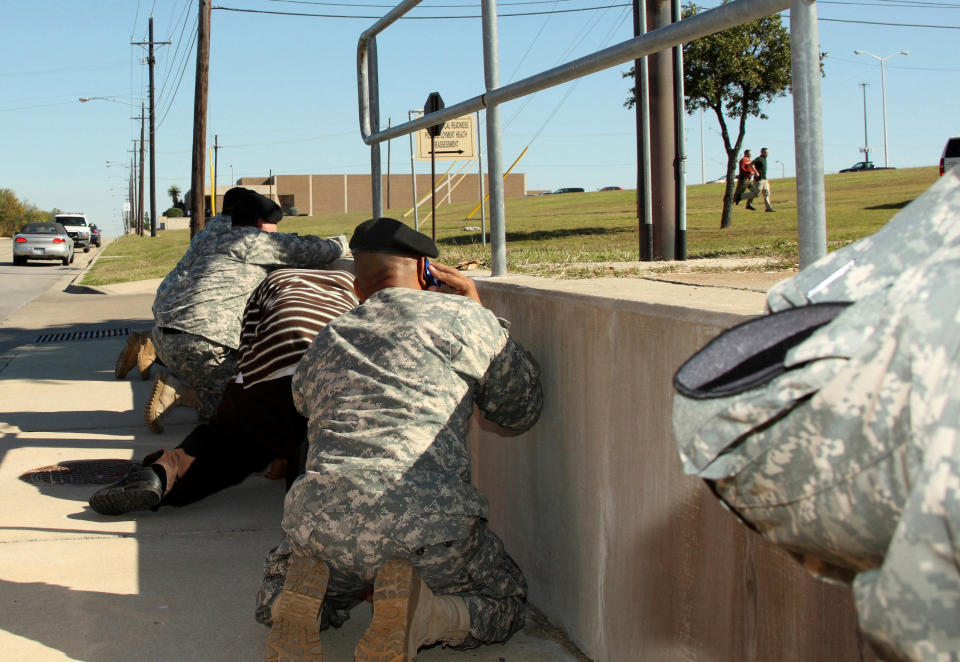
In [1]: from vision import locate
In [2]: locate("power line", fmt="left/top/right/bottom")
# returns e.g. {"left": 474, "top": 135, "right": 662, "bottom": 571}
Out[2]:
{"left": 817, "top": 16, "right": 960, "bottom": 27}
{"left": 212, "top": 3, "right": 633, "bottom": 18}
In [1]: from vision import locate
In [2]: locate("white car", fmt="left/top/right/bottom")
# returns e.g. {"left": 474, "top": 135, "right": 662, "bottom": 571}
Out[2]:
{"left": 13, "top": 221, "right": 75, "bottom": 265}
{"left": 54, "top": 213, "right": 92, "bottom": 252}
{"left": 940, "top": 137, "right": 960, "bottom": 176}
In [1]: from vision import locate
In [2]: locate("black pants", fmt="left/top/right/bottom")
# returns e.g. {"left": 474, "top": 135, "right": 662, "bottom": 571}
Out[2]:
{"left": 161, "top": 376, "right": 307, "bottom": 507}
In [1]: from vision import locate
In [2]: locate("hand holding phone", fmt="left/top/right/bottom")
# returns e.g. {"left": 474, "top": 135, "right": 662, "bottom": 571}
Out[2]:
{"left": 424, "top": 259, "right": 443, "bottom": 288}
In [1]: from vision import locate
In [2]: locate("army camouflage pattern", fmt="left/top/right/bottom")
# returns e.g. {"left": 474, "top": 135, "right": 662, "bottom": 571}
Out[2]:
{"left": 673, "top": 173, "right": 960, "bottom": 661}
{"left": 267, "top": 287, "right": 542, "bottom": 643}
{"left": 150, "top": 327, "right": 237, "bottom": 418}
{"left": 152, "top": 216, "right": 346, "bottom": 349}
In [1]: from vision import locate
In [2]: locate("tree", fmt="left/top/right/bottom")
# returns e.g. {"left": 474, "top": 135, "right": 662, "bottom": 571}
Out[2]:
{"left": 168, "top": 185, "right": 181, "bottom": 207}
{"left": 0, "top": 189, "right": 51, "bottom": 237}
{"left": 625, "top": 2, "right": 791, "bottom": 228}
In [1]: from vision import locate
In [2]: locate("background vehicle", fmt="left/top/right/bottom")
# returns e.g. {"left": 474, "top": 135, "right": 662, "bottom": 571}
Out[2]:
{"left": 54, "top": 213, "right": 91, "bottom": 252}
{"left": 599, "top": 186, "right": 624, "bottom": 191}
{"left": 839, "top": 161, "right": 895, "bottom": 173}
{"left": 89, "top": 223, "right": 102, "bottom": 247}
{"left": 940, "top": 137, "right": 960, "bottom": 176}
{"left": 550, "top": 187, "right": 585, "bottom": 194}
{"left": 12, "top": 222, "right": 75, "bottom": 266}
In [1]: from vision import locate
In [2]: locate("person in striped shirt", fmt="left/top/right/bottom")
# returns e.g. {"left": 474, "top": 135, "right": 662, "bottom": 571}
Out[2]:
{"left": 89, "top": 268, "right": 359, "bottom": 515}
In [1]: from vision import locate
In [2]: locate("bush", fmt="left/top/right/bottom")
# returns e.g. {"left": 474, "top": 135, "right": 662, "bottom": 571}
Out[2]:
{"left": 282, "top": 206, "right": 299, "bottom": 217}
{"left": 164, "top": 207, "right": 184, "bottom": 218}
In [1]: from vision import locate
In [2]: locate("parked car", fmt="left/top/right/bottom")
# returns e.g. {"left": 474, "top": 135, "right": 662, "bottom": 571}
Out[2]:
{"left": 839, "top": 161, "right": 895, "bottom": 173}
{"left": 89, "top": 223, "right": 102, "bottom": 247}
{"left": 13, "top": 222, "right": 75, "bottom": 266}
{"left": 599, "top": 186, "right": 624, "bottom": 191}
{"left": 550, "top": 187, "right": 585, "bottom": 194}
{"left": 54, "top": 213, "right": 91, "bottom": 252}
{"left": 940, "top": 137, "right": 960, "bottom": 176}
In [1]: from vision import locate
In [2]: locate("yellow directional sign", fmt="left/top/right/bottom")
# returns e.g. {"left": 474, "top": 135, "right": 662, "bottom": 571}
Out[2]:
{"left": 416, "top": 114, "right": 476, "bottom": 161}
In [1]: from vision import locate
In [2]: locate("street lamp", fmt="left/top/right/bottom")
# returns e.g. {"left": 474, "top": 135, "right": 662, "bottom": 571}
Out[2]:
{"left": 79, "top": 96, "right": 137, "bottom": 107}
{"left": 853, "top": 50, "right": 909, "bottom": 167}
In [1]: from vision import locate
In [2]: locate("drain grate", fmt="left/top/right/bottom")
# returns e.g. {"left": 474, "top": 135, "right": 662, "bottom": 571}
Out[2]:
{"left": 34, "top": 327, "right": 132, "bottom": 344}
{"left": 20, "top": 459, "right": 139, "bottom": 486}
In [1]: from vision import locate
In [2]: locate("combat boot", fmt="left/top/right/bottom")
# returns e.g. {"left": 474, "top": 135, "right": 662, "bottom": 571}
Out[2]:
{"left": 266, "top": 555, "right": 329, "bottom": 662}
{"left": 144, "top": 373, "right": 200, "bottom": 433}
{"left": 115, "top": 331, "right": 143, "bottom": 379}
{"left": 355, "top": 558, "right": 470, "bottom": 662}
{"left": 137, "top": 335, "right": 157, "bottom": 380}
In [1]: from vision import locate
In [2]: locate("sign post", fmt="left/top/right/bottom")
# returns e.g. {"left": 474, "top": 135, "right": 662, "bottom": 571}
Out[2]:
{"left": 424, "top": 92, "right": 445, "bottom": 242}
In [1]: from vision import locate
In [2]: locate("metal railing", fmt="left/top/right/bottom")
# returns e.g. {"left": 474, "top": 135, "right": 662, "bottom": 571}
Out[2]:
{"left": 358, "top": 0, "right": 826, "bottom": 274}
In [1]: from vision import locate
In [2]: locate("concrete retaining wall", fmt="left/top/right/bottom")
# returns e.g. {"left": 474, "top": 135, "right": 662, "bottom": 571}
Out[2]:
{"left": 471, "top": 276, "right": 875, "bottom": 662}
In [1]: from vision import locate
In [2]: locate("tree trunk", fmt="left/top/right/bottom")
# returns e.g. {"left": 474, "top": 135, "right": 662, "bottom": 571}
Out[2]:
{"left": 720, "top": 154, "right": 738, "bottom": 228}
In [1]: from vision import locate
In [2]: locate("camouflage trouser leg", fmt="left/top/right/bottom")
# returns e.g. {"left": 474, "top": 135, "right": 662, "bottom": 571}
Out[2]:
{"left": 151, "top": 328, "right": 237, "bottom": 418}
{"left": 266, "top": 514, "right": 527, "bottom": 645}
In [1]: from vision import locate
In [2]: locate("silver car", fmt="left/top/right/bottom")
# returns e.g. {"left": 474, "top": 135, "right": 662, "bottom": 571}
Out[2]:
{"left": 13, "top": 222, "right": 75, "bottom": 266}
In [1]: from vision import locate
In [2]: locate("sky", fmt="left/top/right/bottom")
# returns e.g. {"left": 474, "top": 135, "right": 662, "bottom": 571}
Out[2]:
{"left": 2, "top": 0, "right": 958, "bottom": 238}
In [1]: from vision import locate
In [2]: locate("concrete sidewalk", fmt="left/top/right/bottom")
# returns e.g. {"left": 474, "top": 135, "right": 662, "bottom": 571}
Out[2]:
{"left": 0, "top": 259, "right": 584, "bottom": 661}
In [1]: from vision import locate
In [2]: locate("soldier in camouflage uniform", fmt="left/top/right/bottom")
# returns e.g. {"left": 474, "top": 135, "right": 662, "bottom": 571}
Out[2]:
{"left": 259, "top": 218, "right": 543, "bottom": 662}
{"left": 673, "top": 172, "right": 960, "bottom": 661}
{"left": 145, "top": 187, "right": 346, "bottom": 431}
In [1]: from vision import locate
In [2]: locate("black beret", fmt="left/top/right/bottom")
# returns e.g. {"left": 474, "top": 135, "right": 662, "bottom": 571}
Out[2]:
{"left": 230, "top": 188, "right": 282, "bottom": 226}
{"left": 350, "top": 217, "right": 439, "bottom": 258}
{"left": 221, "top": 187, "right": 246, "bottom": 216}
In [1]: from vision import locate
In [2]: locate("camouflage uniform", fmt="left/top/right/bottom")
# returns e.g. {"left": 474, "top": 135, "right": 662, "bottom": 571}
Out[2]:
{"left": 151, "top": 216, "right": 345, "bottom": 416}
{"left": 673, "top": 172, "right": 960, "bottom": 661}
{"left": 257, "top": 287, "right": 543, "bottom": 647}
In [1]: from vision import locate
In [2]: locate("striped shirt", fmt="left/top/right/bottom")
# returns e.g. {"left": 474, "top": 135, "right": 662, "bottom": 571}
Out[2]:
{"left": 236, "top": 268, "right": 358, "bottom": 389}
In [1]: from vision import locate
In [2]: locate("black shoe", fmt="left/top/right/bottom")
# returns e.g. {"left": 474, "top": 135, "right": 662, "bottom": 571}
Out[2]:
{"left": 765, "top": 208, "right": 775, "bottom": 212}
{"left": 89, "top": 468, "right": 163, "bottom": 515}
{"left": 746, "top": 202, "right": 756, "bottom": 210}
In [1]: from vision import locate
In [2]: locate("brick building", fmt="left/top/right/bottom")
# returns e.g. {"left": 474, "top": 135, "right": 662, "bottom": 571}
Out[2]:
{"left": 219, "top": 172, "right": 526, "bottom": 216}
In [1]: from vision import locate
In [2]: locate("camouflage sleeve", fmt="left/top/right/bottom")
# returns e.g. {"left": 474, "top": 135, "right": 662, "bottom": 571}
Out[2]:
{"left": 852, "top": 429, "right": 960, "bottom": 662}
{"left": 473, "top": 318, "right": 543, "bottom": 432}
{"left": 243, "top": 232, "right": 346, "bottom": 269}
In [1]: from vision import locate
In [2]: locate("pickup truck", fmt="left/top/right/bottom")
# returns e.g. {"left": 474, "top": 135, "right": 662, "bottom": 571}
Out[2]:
{"left": 53, "top": 213, "right": 92, "bottom": 252}
{"left": 839, "top": 161, "right": 896, "bottom": 173}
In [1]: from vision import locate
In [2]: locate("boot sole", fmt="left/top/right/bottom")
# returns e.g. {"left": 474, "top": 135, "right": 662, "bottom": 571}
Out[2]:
{"left": 266, "top": 556, "right": 328, "bottom": 662}
{"left": 89, "top": 483, "right": 161, "bottom": 515}
{"left": 115, "top": 333, "right": 141, "bottom": 379}
{"left": 355, "top": 559, "right": 420, "bottom": 662}
{"left": 144, "top": 378, "right": 167, "bottom": 434}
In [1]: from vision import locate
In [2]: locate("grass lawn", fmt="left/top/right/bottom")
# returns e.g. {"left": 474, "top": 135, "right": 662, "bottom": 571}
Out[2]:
{"left": 83, "top": 166, "right": 940, "bottom": 286}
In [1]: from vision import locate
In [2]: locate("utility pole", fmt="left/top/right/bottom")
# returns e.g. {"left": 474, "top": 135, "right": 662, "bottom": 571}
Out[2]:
{"left": 133, "top": 18, "right": 169, "bottom": 237}
{"left": 213, "top": 134, "right": 220, "bottom": 204}
{"left": 646, "top": 0, "right": 677, "bottom": 259}
{"left": 139, "top": 105, "right": 146, "bottom": 235}
{"left": 190, "top": 0, "right": 211, "bottom": 236}
{"left": 632, "top": 0, "right": 652, "bottom": 260}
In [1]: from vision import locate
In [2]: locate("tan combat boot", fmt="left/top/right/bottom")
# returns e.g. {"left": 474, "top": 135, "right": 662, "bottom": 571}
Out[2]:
{"left": 355, "top": 559, "right": 470, "bottom": 662}
{"left": 136, "top": 335, "right": 157, "bottom": 380}
{"left": 266, "top": 555, "right": 329, "bottom": 662}
{"left": 115, "top": 331, "right": 143, "bottom": 379}
{"left": 144, "top": 373, "right": 200, "bottom": 433}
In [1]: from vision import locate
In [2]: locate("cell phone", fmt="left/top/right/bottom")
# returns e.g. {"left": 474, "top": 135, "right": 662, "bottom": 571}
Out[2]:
{"left": 424, "top": 259, "right": 442, "bottom": 288}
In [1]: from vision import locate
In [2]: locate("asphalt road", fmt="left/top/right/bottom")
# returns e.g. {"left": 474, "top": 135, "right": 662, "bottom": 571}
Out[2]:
{"left": 0, "top": 238, "right": 97, "bottom": 323}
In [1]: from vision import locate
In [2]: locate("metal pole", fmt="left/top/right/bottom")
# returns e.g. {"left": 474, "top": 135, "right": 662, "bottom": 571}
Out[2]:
{"left": 408, "top": 109, "right": 420, "bottom": 230}
{"left": 672, "top": 0, "right": 686, "bottom": 261}
{"left": 633, "top": 0, "right": 653, "bottom": 261}
{"left": 791, "top": 0, "right": 826, "bottom": 268}
{"left": 860, "top": 82, "right": 870, "bottom": 162}
{"left": 431, "top": 134, "right": 437, "bottom": 241}
{"left": 139, "top": 106, "right": 145, "bottom": 236}
{"left": 700, "top": 110, "right": 705, "bottom": 184}
{"left": 879, "top": 59, "right": 888, "bottom": 167}
{"left": 481, "top": 0, "right": 506, "bottom": 275}
{"left": 190, "top": 0, "right": 210, "bottom": 236}
{"left": 476, "top": 110, "right": 486, "bottom": 248}
{"left": 369, "top": 38, "right": 383, "bottom": 217}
